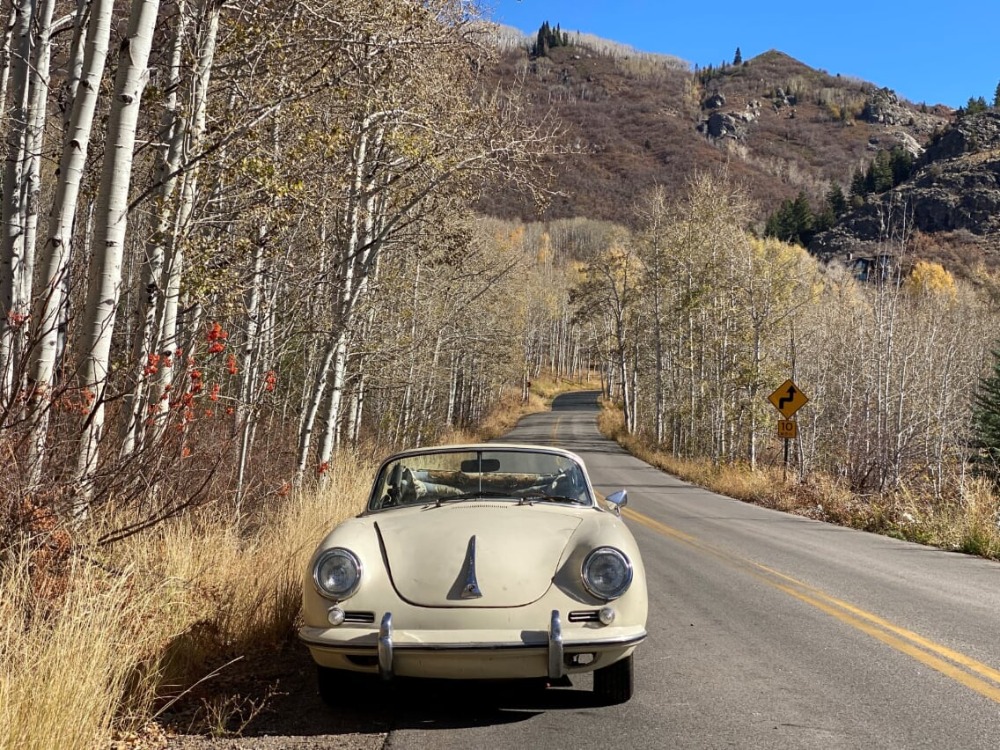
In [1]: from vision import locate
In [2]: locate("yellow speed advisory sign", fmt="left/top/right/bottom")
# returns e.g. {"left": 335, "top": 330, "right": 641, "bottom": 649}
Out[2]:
{"left": 768, "top": 379, "right": 808, "bottom": 419}
{"left": 777, "top": 420, "right": 798, "bottom": 439}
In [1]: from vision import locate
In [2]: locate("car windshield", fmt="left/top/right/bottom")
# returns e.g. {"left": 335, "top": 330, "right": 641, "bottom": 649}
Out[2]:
{"left": 367, "top": 449, "right": 593, "bottom": 511}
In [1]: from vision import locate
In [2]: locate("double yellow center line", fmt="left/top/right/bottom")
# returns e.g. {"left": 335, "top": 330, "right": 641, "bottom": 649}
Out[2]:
{"left": 622, "top": 506, "right": 1000, "bottom": 705}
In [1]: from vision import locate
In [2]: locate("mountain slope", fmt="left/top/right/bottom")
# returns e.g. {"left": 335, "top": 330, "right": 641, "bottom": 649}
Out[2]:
{"left": 481, "top": 36, "right": 949, "bottom": 230}
{"left": 810, "top": 111, "right": 1000, "bottom": 273}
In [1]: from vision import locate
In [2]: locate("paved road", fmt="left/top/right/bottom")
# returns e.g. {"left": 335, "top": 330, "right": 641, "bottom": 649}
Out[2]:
{"left": 381, "top": 391, "right": 1000, "bottom": 749}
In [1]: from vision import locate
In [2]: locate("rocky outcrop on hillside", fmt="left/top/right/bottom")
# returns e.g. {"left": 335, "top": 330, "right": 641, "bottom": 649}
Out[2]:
{"left": 860, "top": 87, "right": 943, "bottom": 135}
{"left": 921, "top": 111, "right": 1000, "bottom": 162}
{"left": 697, "top": 100, "right": 762, "bottom": 140}
{"left": 810, "top": 111, "right": 1000, "bottom": 264}
{"left": 703, "top": 92, "right": 726, "bottom": 109}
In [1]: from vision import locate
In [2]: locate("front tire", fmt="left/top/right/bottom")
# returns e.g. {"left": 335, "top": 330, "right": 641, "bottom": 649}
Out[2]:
{"left": 593, "top": 654, "right": 633, "bottom": 704}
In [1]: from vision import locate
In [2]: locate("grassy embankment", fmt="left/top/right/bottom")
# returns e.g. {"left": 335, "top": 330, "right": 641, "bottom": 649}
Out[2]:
{"left": 0, "top": 373, "right": 588, "bottom": 749}
{"left": 597, "top": 404, "right": 1000, "bottom": 560}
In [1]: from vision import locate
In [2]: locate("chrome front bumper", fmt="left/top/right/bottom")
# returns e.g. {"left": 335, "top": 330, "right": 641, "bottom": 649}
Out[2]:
{"left": 377, "top": 610, "right": 565, "bottom": 680}
{"left": 302, "top": 609, "right": 646, "bottom": 681}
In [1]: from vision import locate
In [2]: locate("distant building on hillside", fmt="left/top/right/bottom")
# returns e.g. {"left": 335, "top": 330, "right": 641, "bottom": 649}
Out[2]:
{"left": 849, "top": 252, "right": 898, "bottom": 284}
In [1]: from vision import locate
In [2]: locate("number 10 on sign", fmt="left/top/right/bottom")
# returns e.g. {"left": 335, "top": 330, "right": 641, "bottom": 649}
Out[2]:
{"left": 777, "top": 420, "right": 797, "bottom": 439}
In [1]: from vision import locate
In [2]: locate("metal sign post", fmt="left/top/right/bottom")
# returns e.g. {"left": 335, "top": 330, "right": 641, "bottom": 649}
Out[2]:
{"left": 768, "top": 380, "right": 808, "bottom": 482}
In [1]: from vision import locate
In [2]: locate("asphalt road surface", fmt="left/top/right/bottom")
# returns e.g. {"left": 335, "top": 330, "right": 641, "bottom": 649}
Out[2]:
{"left": 380, "top": 391, "right": 1000, "bottom": 749}
{"left": 170, "top": 391, "right": 1000, "bottom": 750}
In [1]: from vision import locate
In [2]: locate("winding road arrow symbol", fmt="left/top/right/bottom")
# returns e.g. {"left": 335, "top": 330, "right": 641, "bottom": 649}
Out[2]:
{"left": 768, "top": 379, "right": 808, "bottom": 418}
{"left": 778, "top": 386, "right": 797, "bottom": 411}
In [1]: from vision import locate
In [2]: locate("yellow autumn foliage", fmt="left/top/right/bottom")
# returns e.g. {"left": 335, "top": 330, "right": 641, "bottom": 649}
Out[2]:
{"left": 905, "top": 260, "right": 957, "bottom": 298}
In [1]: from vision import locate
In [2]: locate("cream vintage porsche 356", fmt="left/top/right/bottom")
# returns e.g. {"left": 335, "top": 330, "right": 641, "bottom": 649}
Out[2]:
{"left": 300, "top": 444, "right": 648, "bottom": 704}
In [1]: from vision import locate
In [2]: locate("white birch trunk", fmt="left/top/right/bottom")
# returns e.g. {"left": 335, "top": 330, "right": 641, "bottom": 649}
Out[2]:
{"left": 61, "top": 0, "right": 90, "bottom": 129}
{"left": 0, "top": 1, "right": 16, "bottom": 120}
{"left": 446, "top": 355, "right": 458, "bottom": 426}
{"left": 296, "top": 123, "right": 372, "bottom": 481}
{"left": 235, "top": 233, "right": 265, "bottom": 500}
{"left": 316, "top": 332, "right": 348, "bottom": 469}
{"left": 0, "top": 0, "right": 35, "bottom": 406}
{"left": 26, "top": 0, "right": 114, "bottom": 482}
{"left": 74, "top": 0, "right": 161, "bottom": 508}
{"left": 121, "top": 0, "right": 186, "bottom": 456}
{"left": 18, "top": 0, "right": 56, "bottom": 326}
{"left": 150, "top": 0, "right": 219, "bottom": 440}
{"left": 296, "top": 337, "right": 336, "bottom": 481}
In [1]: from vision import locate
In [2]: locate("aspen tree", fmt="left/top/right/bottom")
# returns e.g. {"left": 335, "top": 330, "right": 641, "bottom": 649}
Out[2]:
{"left": 120, "top": 0, "right": 188, "bottom": 457}
{"left": 148, "top": 0, "right": 220, "bottom": 445}
{"left": 75, "top": 0, "right": 161, "bottom": 509}
{"left": 574, "top": 231, "right": 640, "bottom": 433}
{"left": 0, "top": 0, "right": 35, "bottom": 407}
{"left": 61, "top": 0, "right": 90, "bottom": 124}
{"left": 0, "top": 2, "right": 15, "bottom": 116}
{"left": 27, "top": 0, "right": 115, "bottom": 484}
{"left": 635, "top": 187, "right": 670, "bottom": 444}
{"left": 18, "top": 0, "right": 57, "bottom": 323}
{"left": 294, "top": 0, "right": 555, "bottom": 482}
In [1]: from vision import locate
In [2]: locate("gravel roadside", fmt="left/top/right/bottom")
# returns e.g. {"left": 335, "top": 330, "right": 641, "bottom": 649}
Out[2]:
{"left": 158, "top": 644, "right": 389, "bottom": 750}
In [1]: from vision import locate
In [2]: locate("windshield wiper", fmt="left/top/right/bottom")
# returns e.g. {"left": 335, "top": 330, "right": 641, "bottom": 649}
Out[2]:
{"left": 517, "top": 492, "right": 583, "bottom": 506}
{"left": 435, "top": 490, "right": 511, "bottom": 507}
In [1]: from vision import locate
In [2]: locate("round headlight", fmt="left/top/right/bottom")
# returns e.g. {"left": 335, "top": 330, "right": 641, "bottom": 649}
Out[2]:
{"left": 581, "top": 547, "right": 633, "bottom": 601}
{"left": 313, "top": 548, "right": 362, "bottom": 600}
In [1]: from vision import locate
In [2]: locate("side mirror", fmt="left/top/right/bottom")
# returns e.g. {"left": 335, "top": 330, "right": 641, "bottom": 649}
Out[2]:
{"left": 605, "top": 490, "right": 628, "bottom": 515}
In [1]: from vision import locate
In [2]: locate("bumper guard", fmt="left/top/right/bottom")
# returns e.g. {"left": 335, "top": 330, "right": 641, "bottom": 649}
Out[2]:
{"left": 374, "top": 609, "right": 567, "bottom": 681}
{"left": 378, "top": 612, "right": 393, "bottom": 680}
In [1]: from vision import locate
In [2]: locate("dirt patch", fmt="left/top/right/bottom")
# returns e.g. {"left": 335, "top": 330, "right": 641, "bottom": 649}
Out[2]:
{"left": 158, "top": 644, "right": 388, "bottom": 750}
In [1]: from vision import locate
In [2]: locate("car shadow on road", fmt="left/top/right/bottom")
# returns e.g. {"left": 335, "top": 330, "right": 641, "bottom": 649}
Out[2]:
{"left": 339, "top": 678, "right": 601, "bottom": 731}
{"left": 219, "top": 646, "right": 600, "bottom": 740}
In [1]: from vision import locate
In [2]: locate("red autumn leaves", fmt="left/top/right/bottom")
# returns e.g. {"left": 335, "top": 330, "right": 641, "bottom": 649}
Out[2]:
{"left": 145, "top": 322, "right": 277, "bottom": 435}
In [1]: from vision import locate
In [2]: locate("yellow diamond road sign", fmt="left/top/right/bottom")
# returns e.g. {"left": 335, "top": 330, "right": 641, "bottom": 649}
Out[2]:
{"left": 768, "top": 379, "right": 808, "bottom": 419}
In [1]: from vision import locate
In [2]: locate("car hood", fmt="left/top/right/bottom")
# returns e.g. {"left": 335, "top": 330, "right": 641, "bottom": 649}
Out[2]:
{"left": 374, "top": 503, "right": 584, "bottom": 607}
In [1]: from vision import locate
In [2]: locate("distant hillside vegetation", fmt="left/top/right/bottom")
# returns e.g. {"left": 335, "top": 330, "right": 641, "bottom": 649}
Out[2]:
{"left": 810, "top": 109, "right": 1000, "bottom": 274}
{"left": 477, "top": 29, "right": 1000, "bottom": 269}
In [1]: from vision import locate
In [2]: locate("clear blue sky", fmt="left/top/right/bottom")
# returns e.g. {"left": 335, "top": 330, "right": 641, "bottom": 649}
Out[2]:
{"left": 486, "top": 1, "right": 1000, "bottom": 108}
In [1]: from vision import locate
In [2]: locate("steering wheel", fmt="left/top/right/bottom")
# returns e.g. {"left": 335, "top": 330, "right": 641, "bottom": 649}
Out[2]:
{"left": 382, "top": 463, "right": 403, "bottom": 508}
{"left": 398, "top": 467, "right": 416, "bottom": 504}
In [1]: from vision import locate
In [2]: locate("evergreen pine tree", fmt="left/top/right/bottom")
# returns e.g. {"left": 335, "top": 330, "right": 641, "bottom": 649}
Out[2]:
{"left": 765, "top": 195, "right": 817, "bottom": 246}
{"left": 814, "top": 204, "right": 834, "bottom": 234}
{"left": 867, "top": 150, "right": 894, "bottom": 193}
{"left": 972, "top": 347, "right": 1000, "bottom": 481}
{"left": 995, "top": 80, "right": 1000, "bottom": 108}
{"left": 533, "top": 26, "right": 546, "bottom": 56}
{"left": 889, "top": 146, "right": 914, "bottom": 187}
{"left": 733, "top": 47, "right": 742, "bottom": 65}
{"left": 827, "top": 182, "right": 849, "bottom": 218}
{"left": 964, "top": 96, "right": 988, "bottom": 115}
{"left": 790, "top": 191, "right": 815, "bottom": 245}
{"left": 849, "top": 168, "right": 867, "bottom": 199}
{"left": 764, "top": 200, "right": 794, "bottom": 243}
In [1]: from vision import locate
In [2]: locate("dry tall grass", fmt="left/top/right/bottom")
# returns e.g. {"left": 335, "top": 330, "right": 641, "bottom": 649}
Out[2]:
{"left": 0, "top": 450, "right": 376, "bottom": 748}
{"left": 598, "top": 404, "right": 1000, "bottom": 558}
{"left": 1, "top": 380, "right": 565, "bottom": 746}
{"left": 0, "top": 549, "right": 169, "bottom": 750}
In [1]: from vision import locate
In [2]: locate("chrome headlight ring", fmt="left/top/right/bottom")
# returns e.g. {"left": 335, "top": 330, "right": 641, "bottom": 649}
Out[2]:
{"left": 581, "top": 546, "right": 633, "bottom": 601}
{"left": 312, "top": 548, "right": 363, "bottom": 601}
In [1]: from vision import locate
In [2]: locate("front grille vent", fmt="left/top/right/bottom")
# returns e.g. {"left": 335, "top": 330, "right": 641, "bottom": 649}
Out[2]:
{"left": 344, "top": 611, "right": 376, "bottom": 624}
{"left": 568, "top": 610, "right": 601, "bottom": 623}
